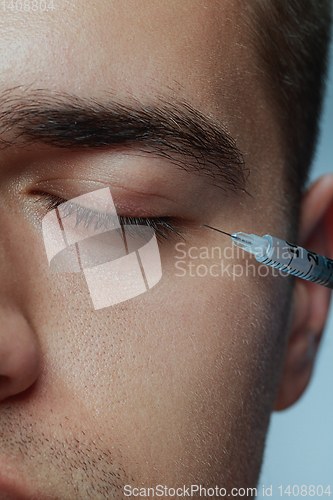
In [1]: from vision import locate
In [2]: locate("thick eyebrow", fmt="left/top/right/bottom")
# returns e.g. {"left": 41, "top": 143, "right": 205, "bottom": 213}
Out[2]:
{"left": 0, "top": 89, "right": 247, "bottom": 191}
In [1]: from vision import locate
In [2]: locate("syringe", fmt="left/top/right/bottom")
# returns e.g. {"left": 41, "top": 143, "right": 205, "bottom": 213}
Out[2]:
{"left": 204, "top": 225, "right": 333, "bottom": 289}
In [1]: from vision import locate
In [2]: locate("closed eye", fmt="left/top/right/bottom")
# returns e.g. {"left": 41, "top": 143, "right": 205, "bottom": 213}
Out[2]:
{"left": 35, "top": 192, "right": 187, "bottom": 242}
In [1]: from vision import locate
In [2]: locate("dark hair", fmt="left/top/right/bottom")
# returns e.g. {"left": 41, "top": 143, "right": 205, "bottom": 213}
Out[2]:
{"left": 247, "top": 0, "right": 332, "bottom": 205}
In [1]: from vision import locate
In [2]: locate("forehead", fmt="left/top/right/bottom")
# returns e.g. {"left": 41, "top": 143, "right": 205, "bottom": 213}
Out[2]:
{"left": 0, "top": 0, "right": 286, "bottom": 219}
{"left": 0, "top": 1, "right": 250, "bottom": 109}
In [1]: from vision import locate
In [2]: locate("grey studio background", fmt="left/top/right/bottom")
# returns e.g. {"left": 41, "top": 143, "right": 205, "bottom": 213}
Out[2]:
{"left": 258, "top": 40, "right": 333, "bottom": 496}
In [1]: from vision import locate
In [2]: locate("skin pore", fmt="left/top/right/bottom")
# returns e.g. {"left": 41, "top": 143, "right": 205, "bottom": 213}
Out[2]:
{"left": 0, "top": 0, "right": 332, "bottom": 498}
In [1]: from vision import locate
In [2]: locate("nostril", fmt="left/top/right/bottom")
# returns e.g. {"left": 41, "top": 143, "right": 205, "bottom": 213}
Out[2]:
{"left": 0, "top": 374, "right": 14, "bottom": 401}
{"left": 0, "top": 313, "right": 41, "bottom": 402}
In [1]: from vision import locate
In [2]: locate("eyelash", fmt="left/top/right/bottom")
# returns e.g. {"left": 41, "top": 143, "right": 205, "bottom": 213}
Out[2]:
{"left": 36, "top": 192, "right": 186, "bottom": 242}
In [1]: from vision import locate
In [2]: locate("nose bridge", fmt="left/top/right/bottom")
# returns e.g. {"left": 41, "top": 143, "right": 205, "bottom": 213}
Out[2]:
{"left": 0, "top": 216, "right": 23, "bottom": 295}
{"left": 0, "top": 216, "right": 33, "bottom": 310}
{"left": 0, "top": 214, "right": 42, "bottom": 402}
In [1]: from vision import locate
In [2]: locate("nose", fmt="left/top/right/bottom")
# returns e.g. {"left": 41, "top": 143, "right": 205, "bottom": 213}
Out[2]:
{"left": 0, "top": 312, "right": 41, "bottom": 401}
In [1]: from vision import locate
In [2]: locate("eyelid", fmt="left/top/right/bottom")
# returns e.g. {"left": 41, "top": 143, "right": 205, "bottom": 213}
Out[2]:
{"left": 35, "top": 192, "right": 187, "bottom": 242}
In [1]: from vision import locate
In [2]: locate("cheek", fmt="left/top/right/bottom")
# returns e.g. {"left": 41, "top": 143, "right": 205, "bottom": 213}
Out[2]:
{"left": 39, "top": 268, "right": 289, "bottom": 480}
{"left": 20, "top": 215, "right": 291, "bottom": 483}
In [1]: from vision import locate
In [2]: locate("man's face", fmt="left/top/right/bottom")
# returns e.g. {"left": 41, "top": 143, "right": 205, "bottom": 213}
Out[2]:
{"left": 0, "top": 0, "right": 294, "bottom": 497}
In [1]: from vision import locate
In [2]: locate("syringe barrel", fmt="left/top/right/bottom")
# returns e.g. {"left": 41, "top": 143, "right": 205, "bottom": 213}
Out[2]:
{"left": 254, "top": 235, "right": 333, "bottom": 289}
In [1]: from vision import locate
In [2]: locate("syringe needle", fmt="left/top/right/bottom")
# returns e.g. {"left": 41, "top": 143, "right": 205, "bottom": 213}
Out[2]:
{"left": 203, "top": 225, "right": 232, "bottom": 237}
